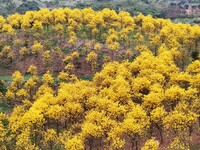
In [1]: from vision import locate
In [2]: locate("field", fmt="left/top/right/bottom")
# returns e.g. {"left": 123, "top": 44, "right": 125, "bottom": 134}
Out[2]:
{"left": 0, "top": 7, "right": 199, "bottom": 150}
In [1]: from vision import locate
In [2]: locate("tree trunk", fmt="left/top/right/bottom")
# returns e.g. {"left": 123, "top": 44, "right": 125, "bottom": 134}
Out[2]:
{"left": 198, "top": 116, "right": 200, "bottom": 128}
{"left": 135, "top": 140, "right": 138, "bottom": 150}
{"left": 89, "top": 138, "right": 93, "bottom": 150}
{"left": 56, "top": 120, "right": 59, "bottom": 134}
{"left": 149, "top": 123, "right": 153, "bottom": 138}
{"left": 50, "top": 141, "right": 53, "bottom": 150}
{"left": 156, "top": 124, "right": 164, "bottom": 143}
{"left": 131, "top": 141, "right": 134, "bottom": 150}
{"left": 189, "top": 126, "right": 193, "bottom": 136}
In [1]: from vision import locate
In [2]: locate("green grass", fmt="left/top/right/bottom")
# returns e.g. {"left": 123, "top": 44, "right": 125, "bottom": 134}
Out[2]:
{"left": 0, "top": 74, "right": 12, "bottom": 82}
{"left": 62, "top": 48, "right": 70, "bottom": 54}
{"left": 80, "top": 75, "right": 93, "bottom": 81}
{"left": 0, "top": 74, "right": 41, "bottom": 82}
{"left": 0, "top": 64, "right": 10, "bottom": 70}
{"left": 0, "top": 102, "right": 12, "bottom": 113}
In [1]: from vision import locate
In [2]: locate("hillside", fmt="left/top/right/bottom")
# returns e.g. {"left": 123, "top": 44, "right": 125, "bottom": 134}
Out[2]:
{"left": 1, "top": 0, "right": 200, "bottom": 24}
{"left": 0, "top": 7, "right": 200, "bottom": 150}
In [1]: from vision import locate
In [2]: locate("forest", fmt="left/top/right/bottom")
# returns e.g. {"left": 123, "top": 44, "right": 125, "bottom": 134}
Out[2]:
{"left": 1, "top": 0, "right": 200, "bottom": 21}
{"left": 0, "top": 7, "right": 199, "bottom": 150}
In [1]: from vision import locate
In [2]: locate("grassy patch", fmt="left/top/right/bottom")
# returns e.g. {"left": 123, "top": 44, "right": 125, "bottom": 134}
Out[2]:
{"left": 0, "top": 74, "right": 41, "bottom": 82}
{"left": 80, "top": 75, "right": 93, "bottom": 81}
{"left": 62, "top": 48, "right": 70, "bottom": 54}
{"left": 0, "top": 102, "right": 12, "bottom": 113}
{"left": 0, "top": 74, "right": 12, "bottom": 82}
{"left": 0, "top": 64, "right": 10, "bottom": 70}
{"left": 24, "top": 74, "right": 34, "bottom": 81}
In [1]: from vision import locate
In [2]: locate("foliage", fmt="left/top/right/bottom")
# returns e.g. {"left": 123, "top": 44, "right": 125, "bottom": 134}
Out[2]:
{"left": 0, "top": 7, "right": 199, "bottom": 150}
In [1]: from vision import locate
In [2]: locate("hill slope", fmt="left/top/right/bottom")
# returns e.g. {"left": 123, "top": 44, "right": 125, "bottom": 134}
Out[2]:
{"left": 1, "top": 0, "right": 200, "bottom": 22}
{"left": 0, "top": 7, "right": 200, "bottom": 150}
